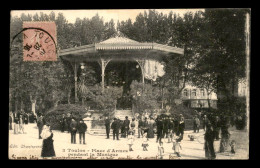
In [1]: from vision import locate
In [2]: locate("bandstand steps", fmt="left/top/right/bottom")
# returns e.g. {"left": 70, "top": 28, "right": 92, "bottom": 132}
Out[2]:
{"left": 88, "top": 110, "right": 134, "bottom": 136}
{"left": 114, "top": 110, "right": 133, "bottom": 120}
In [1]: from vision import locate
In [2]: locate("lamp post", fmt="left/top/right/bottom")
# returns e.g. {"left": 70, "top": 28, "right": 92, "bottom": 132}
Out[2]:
{"left": 136, "top": 91, "right": 141, "bottom": 115}
{"left": 79, "top": 63, "right": 87, "bottom": 105}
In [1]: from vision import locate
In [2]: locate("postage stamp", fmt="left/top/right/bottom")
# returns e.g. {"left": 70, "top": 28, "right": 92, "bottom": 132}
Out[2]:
{"left": 23, "top": 22, "right": 57, "bottom": 61}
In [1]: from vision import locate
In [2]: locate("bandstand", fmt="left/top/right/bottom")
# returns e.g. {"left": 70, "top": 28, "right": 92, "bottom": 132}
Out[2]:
{"left": 59, "top": 32, "right": 184, "bottom": 111}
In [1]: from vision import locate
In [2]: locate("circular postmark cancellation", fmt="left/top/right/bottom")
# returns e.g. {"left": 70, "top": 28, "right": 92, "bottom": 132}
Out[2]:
{"left": 22, "top": 22, "right": 57, "bottom": 61}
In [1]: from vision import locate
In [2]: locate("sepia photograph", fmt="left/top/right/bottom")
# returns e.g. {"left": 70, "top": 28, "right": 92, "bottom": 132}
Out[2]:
{"left": 9, "top": 9, "right": 250, "bottom": 160}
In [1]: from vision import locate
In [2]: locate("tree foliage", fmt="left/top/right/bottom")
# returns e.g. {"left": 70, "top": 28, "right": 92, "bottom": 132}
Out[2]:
{"left": 130, "top": 80, "right": 160, "bottom": 114}
{"left": 10, "top": 9, "right": 249, "bottom": 116}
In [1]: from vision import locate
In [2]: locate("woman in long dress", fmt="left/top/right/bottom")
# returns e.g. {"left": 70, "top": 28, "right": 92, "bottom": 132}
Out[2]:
{"left": 204, "top": 121, "right": 216, "bottom": 160}
{"left": 147, "top": 118, "right": 155, "bottom": 138}
{"left": 41, "top": 125, "right": 56, "bottom": 158}
{"left": 219, "top": 117, "right": 230, "bottom": 153}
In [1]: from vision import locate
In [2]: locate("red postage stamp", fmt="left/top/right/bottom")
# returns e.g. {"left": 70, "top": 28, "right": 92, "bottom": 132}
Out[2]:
{"left": 23, "top": 22, "right": 57, "bottom": 61}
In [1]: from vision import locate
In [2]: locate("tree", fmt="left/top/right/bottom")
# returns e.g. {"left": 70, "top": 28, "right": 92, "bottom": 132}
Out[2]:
{"left": 118, "top": 10, "right": 206, "bottom": 107}
{"left": 88, "top": 85, "right": 123, "bottom": 112}
{"left": 10, "top": 12, "right": 72, "bottom": 114}
{"left": 130, "top": 80, "right": 160, "bottom": 114}
{"left": 198, "top": 9, "right": 249, "bottom": 113}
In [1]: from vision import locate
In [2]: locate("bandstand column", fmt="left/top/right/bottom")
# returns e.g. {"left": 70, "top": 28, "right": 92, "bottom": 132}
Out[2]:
{"left": 99, "top": 58, "right": 111, "bottom": 92}
{"left": 135, "top": 59, "right": 145, "bottom": 85}
{"left": 73, "top": 62, "right": 79, "bottom": 103}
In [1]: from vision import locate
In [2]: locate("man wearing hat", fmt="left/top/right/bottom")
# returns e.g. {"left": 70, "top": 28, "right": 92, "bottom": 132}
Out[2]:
{"left": 178, "top": 114, "right": 185, "bottom": 140}
{"left": 111, "top": 118, "right": 120, "bottom": 140}
{"left": 138, "top": 116, "right": 144, "bottom": 138}
{"left": 193, "top": 115, "right": 200, "bottom": 133}
{"left": 142, "top": 117, "right": 149, "bottom": 133}
{"left": 70, "top": 118, "right": 78, "bottom": 144}
{"left": 156, "top": 116, "right": 163, "bottom": 143}
{"left": 204, "top": 120, "right": 216, "bottom": 159}
{"left": 162, "top": 116, "right": 170, "bottom": 139}
{"left": 105, "top": 116, "right": 111, "bottom": 139}
{"left": 123, "top": 116, "right": 130, "bottom": 138}
{"left": 37, "top": 113, "right": 45, "bottom": 139}
{"left": 78, "top": 119, "right": 87, "bottom": 144}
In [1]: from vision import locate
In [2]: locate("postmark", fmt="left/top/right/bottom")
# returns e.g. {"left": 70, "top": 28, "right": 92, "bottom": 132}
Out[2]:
{"left": 23, "top": 22, "right": 57, "bottom": 61}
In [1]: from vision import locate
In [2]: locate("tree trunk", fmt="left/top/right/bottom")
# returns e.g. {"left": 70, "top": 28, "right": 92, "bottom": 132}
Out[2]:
{"left": 161, "top": 87, "right": 164, "bottom": 109}
{"left": 31, "top": 100, "right": 36, "bottom": 115}
{"left": 20, "top": 100, "right": 24, "bottom": 111}
{"left": 9, "top": 92, "right": 12, "bottom": 112}
{"left": 15, "top": 98, "right": 18, "bottom": 113}
{"left": 207, "top": 93, "right": 211, "bottom": 108}
{"left": 67, "top": 90, "right": 71, "bottom": 104}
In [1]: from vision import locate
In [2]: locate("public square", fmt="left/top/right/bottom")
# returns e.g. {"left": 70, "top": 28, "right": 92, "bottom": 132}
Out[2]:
{"left": 9, "top": 123, "right": 248, "bottom": 160}
{"left": 9, "top": 9, "right": 250, "bottom": 160}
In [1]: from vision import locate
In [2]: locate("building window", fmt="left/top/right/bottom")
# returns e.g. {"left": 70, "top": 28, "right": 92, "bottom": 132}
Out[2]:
{"left": 201, "top": 89, "right": 205, "bottom": 96}
{"left": 183, "top": 89, "right": 188, "bottom": 96}
{"left": 192, "top": 89, "right": 197, "bottom": 97}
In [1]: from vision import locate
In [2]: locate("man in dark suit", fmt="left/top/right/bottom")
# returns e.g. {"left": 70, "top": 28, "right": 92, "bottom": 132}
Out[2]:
{"left": 213, "top": 116, "right": 221, "bottom": 140}
{"left": 162, "top": 116, "right": 170, "bottom": 138}
{"left": 173, "top": 115, "right": 179, "bottom": 135}
{"left": 66, "top": 113, "right": 72, "bottom": 133}
{"left": 105, "top": 116, "right": 111, "bottom": 139}
{"left": 123, "top": 116, "right": 130, "bottom": 138}
{"left": 60, "top": 114, "right": 66, "bottom": 132}
{"left": 156, "top": 116, "right": 164, "bottom": 143}
{"left": 111, "top": 118, "right": 120, "bottom": 140}
{"left": 78, "top": 119, "right": 87, "bottom": 144}
{"left": 37, "top": 114, "right": 44, "bottom": 139}
{"left": 138, "top": 117, "right": 143, "bottom": 138}
{"left": 193, "top": 115, "right": 200, "bottom": 133}
{"left": 142, "top": 117, "right": 149, "bottom": 133}
{"left": 70, "top": 118, "right": 78, "bottom": 144}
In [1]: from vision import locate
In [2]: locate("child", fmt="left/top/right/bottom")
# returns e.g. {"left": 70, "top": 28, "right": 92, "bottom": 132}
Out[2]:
{"left": 230, "top": 140, "right": 236, "bottom": 154}
{"left": 127, "top": 130, "right": 134, "bottom": 151}
{"left": 172, "top": 134, "right": 182, "bottom": 157}
{"left": 168, "top": 130, "right": 173, "bottom": 143}
{"left": 142, "top": 132, "right": 149, "bottom": 151}
{"left": 158, "top": 140, "right": 164, "bottom": 159}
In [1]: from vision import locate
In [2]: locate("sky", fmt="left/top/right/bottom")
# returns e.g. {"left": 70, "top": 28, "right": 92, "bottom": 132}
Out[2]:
{"left": 11, "top": 9, "right": 204, "bottom": 24}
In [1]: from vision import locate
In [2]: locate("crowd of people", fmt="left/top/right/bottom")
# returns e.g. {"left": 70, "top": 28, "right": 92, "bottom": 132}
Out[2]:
{"left": 57, "top": 113, "right": 88, "bottom": 144}
{"left": 36, "top": 112, "right": 88, "bottom": 158}
{"left": 9, "top": 109, "right": 239, "bottom": 159}
{"left": 103, "top": 114, "right": 187, "bottom": 158}
{"left": 9, "top": 110, "right": 36, "bottom": 134}
{"left": 103, "top": 111, "right": 235, "bottom": 159}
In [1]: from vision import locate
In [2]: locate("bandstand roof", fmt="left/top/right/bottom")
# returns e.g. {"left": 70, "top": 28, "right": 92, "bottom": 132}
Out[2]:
{"left": 59, "top": 33, "right": 184, "bottom": 62}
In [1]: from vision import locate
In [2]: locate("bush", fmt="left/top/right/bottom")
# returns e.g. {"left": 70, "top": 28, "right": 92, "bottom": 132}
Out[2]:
{"left": 44, "top": 104, "right": 88, "bottom": 130}
{"left": 130, "top": 80, "right": 160, "bottom": 114}
{"left": 169, "top": 105, "right": 197, "bottom": 119}
{"left": 83, "top": 84, "right": 123, "bottom": 112}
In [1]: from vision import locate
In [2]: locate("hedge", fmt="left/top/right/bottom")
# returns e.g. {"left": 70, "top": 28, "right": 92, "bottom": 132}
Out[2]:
{"left": 44, "top": 104, "right": 89, "bottom": 130}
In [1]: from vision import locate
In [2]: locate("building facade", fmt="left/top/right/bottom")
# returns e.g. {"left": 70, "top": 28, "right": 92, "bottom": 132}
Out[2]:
{"left": 181, "top": 84, "right": 218, "bottom": 109}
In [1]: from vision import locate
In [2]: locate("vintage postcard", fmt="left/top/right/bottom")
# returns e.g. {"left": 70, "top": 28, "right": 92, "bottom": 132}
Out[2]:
{"left": 9, "top": 9, "right": 250, "bottom": 160}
